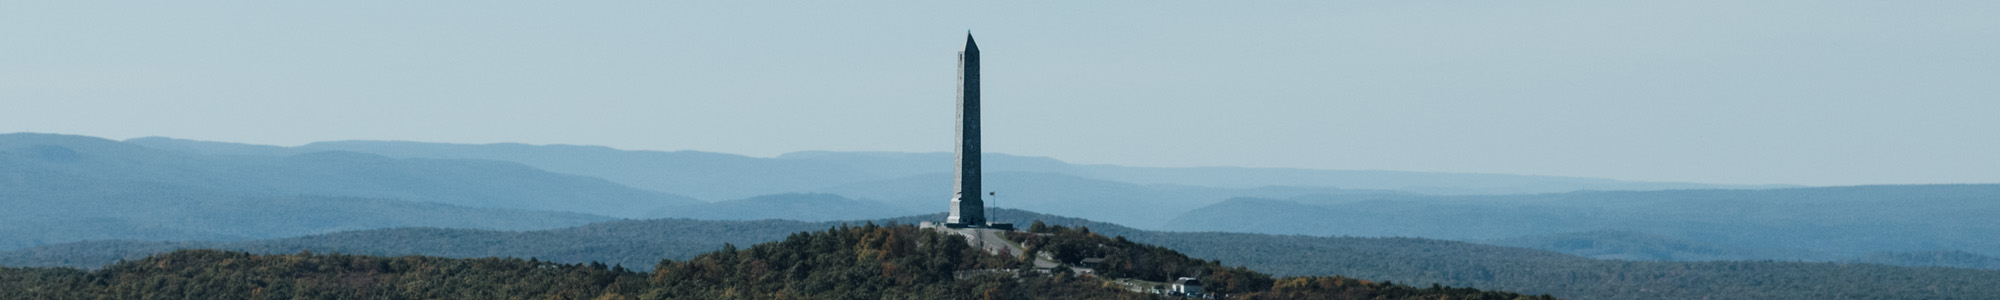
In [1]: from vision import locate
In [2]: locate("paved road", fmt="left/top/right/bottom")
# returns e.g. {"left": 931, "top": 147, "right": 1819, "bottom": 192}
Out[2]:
{"left": 952, "top": 228, "right": 1019, "bottom": 257}
{"left": 933, "top": 227, "right": 1058, "bottom": 269}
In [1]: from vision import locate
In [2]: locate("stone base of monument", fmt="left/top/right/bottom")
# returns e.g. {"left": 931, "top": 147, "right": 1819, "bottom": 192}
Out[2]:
{"left": 922, "top": 221, "right": 1014, "bottom": 231}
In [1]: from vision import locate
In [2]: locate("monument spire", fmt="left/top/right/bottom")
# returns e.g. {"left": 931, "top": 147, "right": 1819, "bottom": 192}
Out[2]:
{"left": 947, "top": 33, "right": 985, "bottom": 227}
{"left": 964, "top": 32, "right": 979, "bottom": 52}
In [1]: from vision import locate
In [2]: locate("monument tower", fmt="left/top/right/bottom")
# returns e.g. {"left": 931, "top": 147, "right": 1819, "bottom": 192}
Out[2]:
{"left": 946, "top": 34, "right": 985, "bottom": 227}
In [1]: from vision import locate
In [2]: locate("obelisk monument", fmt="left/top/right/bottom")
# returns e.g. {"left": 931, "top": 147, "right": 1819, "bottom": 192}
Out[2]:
{"left": 946, "top": 34, "right": 985, "bottom": 227}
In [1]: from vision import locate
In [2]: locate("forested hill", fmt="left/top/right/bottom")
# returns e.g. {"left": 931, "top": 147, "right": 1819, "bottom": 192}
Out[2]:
{"left": 0, "top": 224, "right": 1544, "bottom": 300}
{"left": 1146, "top": 232, "right": 2000, "bottom": 300}
{"left": 9, "top": 210, "right": 2000, "bottom": 299}
{"left": 0, "top": 218, "right": 833, "bottom": 271}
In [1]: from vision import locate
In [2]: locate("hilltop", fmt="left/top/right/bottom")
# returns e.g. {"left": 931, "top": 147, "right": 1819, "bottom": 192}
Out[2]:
{"left": 0, "top": 223, "right": 1544, "bottom": 300}
{"left": 9, "top": 210, "right": 2000, "bottom": 299}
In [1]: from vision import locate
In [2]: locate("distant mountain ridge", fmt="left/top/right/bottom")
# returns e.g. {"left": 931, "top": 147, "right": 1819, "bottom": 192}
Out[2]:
{"left": 127, "top": 137, "right": 877, "bottom": 201}
{"left": 812, "top": 172, "right": 1365, "bottom": 228}
{"left": 127, "top": 136, "right": 1774, "bottom": 201}
{"left": 0, "top": 133, "right": 711, "bottom": 250}
{"left": 21, "top": 133, "right": 1991, "bottom": 262}
{"left": 0, "top": 168, "right": 612, "bottom": 250}
{"left": 782, "top": 151, "right": 1788, "bottom": 194}
{"left": 122, "top": 135, "right": 1781, "bottom": 229}
{"left": 1167, "top": 185, "right": 2000, "bottom": 260}
{"left": 8, "top": 133, "right": 699, "bottom": 218}
{"left": 645, "top": 193, "right": 913, "bottom": 221}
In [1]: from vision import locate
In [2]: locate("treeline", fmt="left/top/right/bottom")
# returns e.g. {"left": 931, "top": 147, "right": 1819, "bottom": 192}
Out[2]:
{"left": 13, "top": 211, "right": 2000, "bottom": 299}
{"left": 1150, "top": 232, "right": 2000, "bottom": 300}
{"left": 1014, "top": 222, "right": 1272, "bottom": 294}
{"left": 643, "top": 223, "right": 1133, "bottom": 299}
{"left": 0, "top": 249, "right": 647, "bottom": 299}
{"left": 1, "top": 223, "right": 1549, "bottom": 300}
{"left": 0, "top": 218, "right": 835, "bottom": 270}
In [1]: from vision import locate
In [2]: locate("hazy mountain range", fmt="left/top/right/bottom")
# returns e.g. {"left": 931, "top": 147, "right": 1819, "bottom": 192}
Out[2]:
{"left": 125, "top": 135, "right": 1779, "bottom": 200}
{"left": 1163, "top": 185, "right": 2000, "bottom": 260}
{"left": 0, "top": 133, "right": 659, "bottom": 249}
{"left": 6, "top": 132, "right": 1994, "bottom": 269}
{"left": 645, "top": 193, "right": 914, "bottom": 222}
{"left": 5, "top": 133, "right": 697, "bottom": 217}
{"left": 118, "top": 134, "right": 1779, "bottom": 229}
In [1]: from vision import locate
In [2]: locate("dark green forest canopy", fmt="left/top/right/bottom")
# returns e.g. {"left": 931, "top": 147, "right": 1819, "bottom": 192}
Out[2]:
{"left": 9, "top": 211, "right": 2000, "bottom": 299}
{"left": 0, "top": 223, "right": 1548, "bottom": 300}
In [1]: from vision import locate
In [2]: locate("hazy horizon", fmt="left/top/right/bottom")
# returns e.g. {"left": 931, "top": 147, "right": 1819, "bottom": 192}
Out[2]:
{"left": 3, "top": 131, "right": 1947, "bottom": 188}
{"left": 6, "top": 1, "right": 1996, "bottom": 186}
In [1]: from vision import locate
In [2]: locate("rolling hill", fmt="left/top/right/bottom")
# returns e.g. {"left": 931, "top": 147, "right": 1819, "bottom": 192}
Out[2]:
{"left": 0, "top": 224, "right": 1547, "bottom": 300}
{"left": 7, "top": 210, "right": 1998, "bottom": 299}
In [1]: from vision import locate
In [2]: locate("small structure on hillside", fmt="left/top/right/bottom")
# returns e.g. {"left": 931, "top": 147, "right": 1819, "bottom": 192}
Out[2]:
{"left": 1172, "top": 277, "right": 1203, "bottom": 296}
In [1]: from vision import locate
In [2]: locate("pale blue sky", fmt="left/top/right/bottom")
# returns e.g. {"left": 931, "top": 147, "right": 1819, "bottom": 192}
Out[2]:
{"left": 3, "top": 1, "right": 1995, "bottom": 186}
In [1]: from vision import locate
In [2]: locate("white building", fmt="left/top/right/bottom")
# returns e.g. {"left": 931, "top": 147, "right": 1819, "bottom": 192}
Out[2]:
{"left": 1172, "top": 277, "right": 1203, "bottom": 296}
